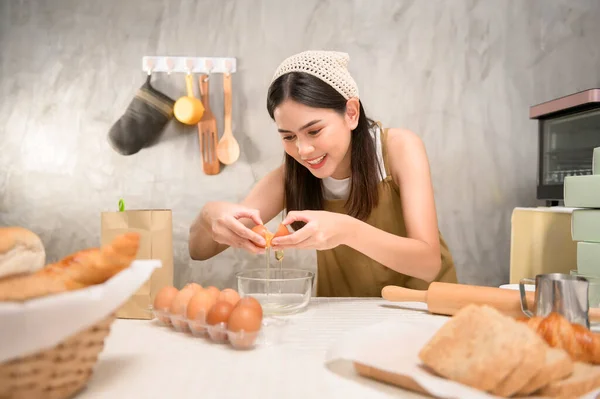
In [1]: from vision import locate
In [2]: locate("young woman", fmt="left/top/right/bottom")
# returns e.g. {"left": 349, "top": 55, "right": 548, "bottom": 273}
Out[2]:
{"left": 189, "top": 50, "right": 458, "bottom": 297}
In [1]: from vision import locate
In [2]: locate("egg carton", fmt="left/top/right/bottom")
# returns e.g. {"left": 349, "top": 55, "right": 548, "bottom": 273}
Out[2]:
{"left": 152, "top": 309, "right": 289, "bottom": 350}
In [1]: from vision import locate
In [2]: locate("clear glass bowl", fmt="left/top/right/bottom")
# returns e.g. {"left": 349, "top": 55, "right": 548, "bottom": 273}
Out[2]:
{"left": 570, "top": 270, "right": 600, "bottom": 308}
{"left": 236, "top": 268, "right": 314, "bottom": 316}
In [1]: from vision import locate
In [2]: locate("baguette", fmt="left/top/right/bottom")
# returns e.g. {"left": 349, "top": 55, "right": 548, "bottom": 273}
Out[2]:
{"left": 0, "top": 233, "right": 140, "bottom": 302}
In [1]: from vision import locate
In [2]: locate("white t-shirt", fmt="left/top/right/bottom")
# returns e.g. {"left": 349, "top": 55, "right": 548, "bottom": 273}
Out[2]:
{"left": 322, "top": 124, "right": 387, "bottom": 201}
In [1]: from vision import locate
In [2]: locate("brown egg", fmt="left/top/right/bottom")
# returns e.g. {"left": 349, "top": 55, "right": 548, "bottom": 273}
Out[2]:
{"left": 154, "top": 286, "right": 179, "bottom": 311}
{"left": 169, "top": 287, "right": 195, "bottom": 315}
{"left": 187, "top": 289, "right": 217, "bottom": 321}
{"left": 153, "top": 286, "right": 179, "bottom": 324}
{"left": 228, "top": 303, "right": 263, "bottom": 349}
{"left": 206, "top": 301, "right": 234, "bottom": 326}
{"left": 274, "top": 223, "right": 291, "bottom": 239}
{"left": 237, "top": 296, "right": 263, "bottom": 319}
{"left": 205, "top": 286, "right": 221, "bottom": 301}
{"left": 185, "top": 282, "right": 203, "bottom": 293}
{"left": 228, "top": 304, "right": 262, "bottom": 333}
{"left": 251, "top": 224, "right": 273, "bottom": 248}
{"left": 251, "top": 223, "right": 290, "bottom": 248}
{"left": 169, "top": 286, "right": 195, "bottom": 330}
{"left": 218, "top": 288, "right": 240, "bottom": 307}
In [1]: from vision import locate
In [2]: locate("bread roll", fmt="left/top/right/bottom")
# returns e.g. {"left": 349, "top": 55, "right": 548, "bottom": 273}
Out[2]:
{"left": 0, "top": 232, "right": 140, "bottom": 302}
{"left": 0, "top": 227, "right": 46, "bottom": 279}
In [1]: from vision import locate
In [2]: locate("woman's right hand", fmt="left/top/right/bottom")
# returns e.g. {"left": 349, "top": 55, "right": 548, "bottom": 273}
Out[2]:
{"left": 205, "top": 203, "right": 266, "bottom": 254}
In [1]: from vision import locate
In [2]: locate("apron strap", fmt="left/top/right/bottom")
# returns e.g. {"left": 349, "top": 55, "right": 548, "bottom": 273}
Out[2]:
{"left": 380, "top": 126, "right": 392, "bottom": 178}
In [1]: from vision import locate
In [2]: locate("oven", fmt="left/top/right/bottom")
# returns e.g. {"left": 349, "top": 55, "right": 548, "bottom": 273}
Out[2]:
{"left": 530, "top": 88, "right": 600, "bottom": 205}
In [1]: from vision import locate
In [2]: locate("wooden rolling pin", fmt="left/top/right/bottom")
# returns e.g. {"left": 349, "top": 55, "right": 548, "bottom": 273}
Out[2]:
{"left": 381, "top": 282, "right": 600, "bottom": 322}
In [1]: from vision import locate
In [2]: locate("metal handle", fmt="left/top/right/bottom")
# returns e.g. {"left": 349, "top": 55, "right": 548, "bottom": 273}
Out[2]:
{"left": 519, "top": 278, "right": 535, "bottom": 317}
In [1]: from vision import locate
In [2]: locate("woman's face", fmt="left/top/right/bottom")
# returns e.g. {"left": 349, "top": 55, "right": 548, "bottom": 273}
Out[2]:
{"left": 273, "top": 99, "right": 359, "bottom": 180}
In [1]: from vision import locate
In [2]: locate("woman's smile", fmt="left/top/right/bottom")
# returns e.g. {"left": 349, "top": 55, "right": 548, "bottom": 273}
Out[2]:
{"left": 305, "top": 154, "right": 328, "bottom": 168}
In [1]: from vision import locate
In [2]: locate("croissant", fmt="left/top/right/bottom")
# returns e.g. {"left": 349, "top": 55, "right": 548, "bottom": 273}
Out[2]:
{"left": 520, "top": 312, "right": 600, "bottom": 364}
{"left": 0, "top": 232, "right": 140, "bottom": 302}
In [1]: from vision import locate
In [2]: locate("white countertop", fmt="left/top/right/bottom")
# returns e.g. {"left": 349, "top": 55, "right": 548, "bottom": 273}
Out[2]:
{"left": 76, "top": 298, "right": 439, "bottom": 399}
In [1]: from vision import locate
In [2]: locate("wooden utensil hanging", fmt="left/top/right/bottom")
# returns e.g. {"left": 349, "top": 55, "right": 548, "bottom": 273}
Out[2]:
{"left": 216, "top": 71, "right": 240, "bottom": 165}
{"left": 381, "top": 282, "right": 600, "bottom": 322}
{"left": 198, "top": 74, "right": 220, "bottom": 175}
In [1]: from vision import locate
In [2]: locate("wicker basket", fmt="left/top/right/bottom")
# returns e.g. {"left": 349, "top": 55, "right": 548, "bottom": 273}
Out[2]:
{"left": 0, "top": 313, "right": 116, "bottom": 399}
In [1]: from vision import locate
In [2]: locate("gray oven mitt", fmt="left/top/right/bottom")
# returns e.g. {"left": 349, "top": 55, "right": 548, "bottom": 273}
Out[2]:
{"left": 108, "top": 75, "right": 176, "bottom": 155}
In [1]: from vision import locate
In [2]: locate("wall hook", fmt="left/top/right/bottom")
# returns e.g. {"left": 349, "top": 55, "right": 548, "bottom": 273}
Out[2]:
{"left": 204, "top": 60, "right": 214, "bottom": 80}
{"left": 185, "top": 58, "right": 194, "bottom": 75}
{"left": 225, "top": 60, "right": 232, "bottom": 77}
{"left": 145, "top": 59, "right": 154, "bottom": 76}
{"left": 166, "top": 58, "right": 175, "bottom": 75}
{"left": 141, "top": 56, "right": 237, "bottom": 75}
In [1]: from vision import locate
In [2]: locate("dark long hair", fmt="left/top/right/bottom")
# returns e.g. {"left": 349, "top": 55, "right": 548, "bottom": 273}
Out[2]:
{"left": 267, "top": 72, "right": 380, "bottom": 230}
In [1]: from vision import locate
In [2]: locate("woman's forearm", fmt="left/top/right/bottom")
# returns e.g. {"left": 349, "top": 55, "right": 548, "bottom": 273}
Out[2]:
{"left": 341, "top": 216, "right": 442, "bottom": 282}
{"left": 188, "top": 202, "right": 229, "bottom": 261}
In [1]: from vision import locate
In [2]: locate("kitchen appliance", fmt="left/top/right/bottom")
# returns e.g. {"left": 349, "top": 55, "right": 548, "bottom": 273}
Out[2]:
{"left": 530, "top": 88, "right": 600, "bottom": 204}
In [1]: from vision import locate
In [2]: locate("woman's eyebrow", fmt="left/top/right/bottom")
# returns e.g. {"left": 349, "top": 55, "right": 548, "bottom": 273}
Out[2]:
{"left": 278, "top": 119, "right": 322, "bottom": 133}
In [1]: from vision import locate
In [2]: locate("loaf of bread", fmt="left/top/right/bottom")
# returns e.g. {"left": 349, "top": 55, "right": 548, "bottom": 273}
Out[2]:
{"left": 418, "top": 304, "right": 600, "bottom": 397}
{"left": 0, "top": 232, "right": 140, "bottom": 302}
{"left": 0, "top": 227, "right": 46, "bottom": 279}
{"left": 490, "top": 311, "right": 547, "bottom": 397}
{"left": 516, "top": 347, "right": 574, "bottom": 396}
{"left": 418, "top": 304, "right": 549, "bottom": 395}
{"left": 538, "top": 361, "right": 600, "bottom": 398}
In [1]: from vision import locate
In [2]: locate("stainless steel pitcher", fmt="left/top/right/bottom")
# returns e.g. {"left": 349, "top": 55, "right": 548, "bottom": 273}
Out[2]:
{"left": 519, "top": 273, "right": 590, "bottom": 328}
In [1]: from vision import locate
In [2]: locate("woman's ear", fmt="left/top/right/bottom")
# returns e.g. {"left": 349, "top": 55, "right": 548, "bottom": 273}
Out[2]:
{"left": 345, "top": 98, "right": 360, "bottom": 129}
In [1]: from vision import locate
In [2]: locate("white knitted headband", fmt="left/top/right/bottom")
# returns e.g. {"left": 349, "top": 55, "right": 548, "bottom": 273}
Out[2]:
{"left": 270, "top": 50, "right": 360, "bottom": 100}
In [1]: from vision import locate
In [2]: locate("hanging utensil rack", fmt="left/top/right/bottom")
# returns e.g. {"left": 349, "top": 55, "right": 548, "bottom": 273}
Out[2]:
{"left": 142, "top": 56, "right": 237, "bottom": 74}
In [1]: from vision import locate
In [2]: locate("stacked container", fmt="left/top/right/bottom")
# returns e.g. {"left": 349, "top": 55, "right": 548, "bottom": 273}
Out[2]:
{"left": 564, "top": 147, "right": 600, "bottom": 307}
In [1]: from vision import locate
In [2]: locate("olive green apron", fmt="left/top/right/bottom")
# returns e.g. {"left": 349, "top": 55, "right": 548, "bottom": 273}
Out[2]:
{"left": 316, "top": 127, "right": 458, "bottom": 297}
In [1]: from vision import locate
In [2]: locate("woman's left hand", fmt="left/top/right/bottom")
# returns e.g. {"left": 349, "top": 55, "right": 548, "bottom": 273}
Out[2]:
{"left": 271, "top": 210, "right": 350, "bottom": 251}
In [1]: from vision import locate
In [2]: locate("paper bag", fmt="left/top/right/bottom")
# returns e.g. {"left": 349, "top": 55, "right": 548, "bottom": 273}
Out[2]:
{"left": 101, "top": 207, "right": 174, "bottom": 319}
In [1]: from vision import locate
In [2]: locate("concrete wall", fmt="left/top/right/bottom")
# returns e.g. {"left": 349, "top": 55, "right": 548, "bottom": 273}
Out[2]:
{"left": 1, "top": 0, "right": 599, "bottom": 289}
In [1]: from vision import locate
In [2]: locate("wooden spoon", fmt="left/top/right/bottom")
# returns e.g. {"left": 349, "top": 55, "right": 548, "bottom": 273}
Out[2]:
{"left": 198, "top": 75, "right": 220, "bottom": 175}
{"left": 217, "top": 72, "right": 240, "bottom": 165}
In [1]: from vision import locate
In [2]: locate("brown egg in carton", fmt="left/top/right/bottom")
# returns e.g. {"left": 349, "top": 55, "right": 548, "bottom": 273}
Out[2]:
{"left": 151, "top": 283, "right": 285, "bottom": 350}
